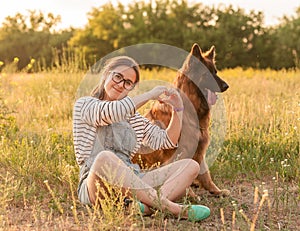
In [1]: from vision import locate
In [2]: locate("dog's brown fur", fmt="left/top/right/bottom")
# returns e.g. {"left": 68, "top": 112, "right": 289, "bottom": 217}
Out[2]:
{"left": 132, "top": 43, "right": 230, "bottom": 195}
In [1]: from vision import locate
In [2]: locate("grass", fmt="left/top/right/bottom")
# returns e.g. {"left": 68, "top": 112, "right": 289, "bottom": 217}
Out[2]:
{"left": 0, "top": 67, "right": 299, "bottom": 230}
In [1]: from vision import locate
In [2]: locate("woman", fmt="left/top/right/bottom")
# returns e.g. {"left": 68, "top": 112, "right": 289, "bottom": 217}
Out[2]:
{"left": 73, "top": 56, "right": 210, "bottom": 221}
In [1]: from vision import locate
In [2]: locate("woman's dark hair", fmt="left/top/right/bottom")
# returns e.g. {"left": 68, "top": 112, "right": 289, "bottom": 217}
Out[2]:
{"left": 91, "top": 56, "right": 140, "bottom": 99}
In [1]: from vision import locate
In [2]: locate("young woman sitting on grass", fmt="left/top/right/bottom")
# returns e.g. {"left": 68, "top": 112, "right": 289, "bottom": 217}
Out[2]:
{"left": 73, "top": 56, "right": 210, "bottom": 221}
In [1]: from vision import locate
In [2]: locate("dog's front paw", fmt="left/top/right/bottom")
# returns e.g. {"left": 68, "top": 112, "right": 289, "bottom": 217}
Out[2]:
{"left": 210, "top": 189, "right": 230, "bottom": 197}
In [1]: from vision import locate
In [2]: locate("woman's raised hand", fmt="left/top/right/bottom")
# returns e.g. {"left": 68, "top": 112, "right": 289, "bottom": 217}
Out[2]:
{"left": 148, "top": 86, "right": 168, "bottom": 100}
{"left": 133, "top": 86, "right": 183, "bottom": 110}
{"left": 157, "top": 87, "right": 183, "bottom": 109}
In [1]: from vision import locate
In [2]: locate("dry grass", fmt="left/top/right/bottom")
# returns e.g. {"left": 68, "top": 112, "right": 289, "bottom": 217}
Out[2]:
{"left": 0, "top": 67, "right": 299, "bottom": 230}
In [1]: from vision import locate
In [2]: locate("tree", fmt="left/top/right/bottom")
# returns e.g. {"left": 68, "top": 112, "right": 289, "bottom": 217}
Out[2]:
{"left": 69, "top": 3, "right": 126, "bottom": 65}
{"left": 0, "top": 10, "right": 72, "bottom": 71}
{"left": 271, "top": 7, "right": 300, "bottom": 69}
{"left": 69, "top": 1, "right": 273, "bottom": 69}
{"left": 200, "top": 5, "right": 266, "bottom": 69}
{"left": 2, "top": 1, "right": 298, "bottom": 70}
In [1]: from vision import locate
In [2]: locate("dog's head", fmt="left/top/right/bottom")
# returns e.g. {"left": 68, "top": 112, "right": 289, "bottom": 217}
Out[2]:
{"left": 178, "top": 43, "right": 229, "bottom": 107}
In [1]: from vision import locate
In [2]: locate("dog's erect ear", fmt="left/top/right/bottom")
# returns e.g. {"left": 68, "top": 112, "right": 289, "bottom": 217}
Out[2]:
{"left": 191, "top": 43, "right": 204, "bottom": 61}
{"left": 206, "top": 46, "right": 216, "bottom": 61}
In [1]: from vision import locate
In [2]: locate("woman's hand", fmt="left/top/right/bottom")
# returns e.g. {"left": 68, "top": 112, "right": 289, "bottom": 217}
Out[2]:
{"left": 132, "top": 86, "right": 183, "bottom": 111}
{"left": 158, "top": 88, "right": 183, "bottom": 110}
{"left": 132, "top": 86, "right": 168, "bottom": 109}
{"left": 148, "top": 86, "right": 168, "bottom": 100}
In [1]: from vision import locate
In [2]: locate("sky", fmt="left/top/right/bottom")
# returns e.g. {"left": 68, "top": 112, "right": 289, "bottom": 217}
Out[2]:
{"left": 1, "top": 0, "right": 299, "bottom": 30}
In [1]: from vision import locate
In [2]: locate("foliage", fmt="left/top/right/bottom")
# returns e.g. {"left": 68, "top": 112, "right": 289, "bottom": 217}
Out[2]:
{"left": 0, "top": 10, "right": 73, "bottom": 71}
{"left": 1, "top": 1, "right": 300, "bottom": 71}
{"left": 272, "top": 8, "right": 300, "bottom": 69}
{"left": 69, "top": 0, "right": 300, "bottom": 69}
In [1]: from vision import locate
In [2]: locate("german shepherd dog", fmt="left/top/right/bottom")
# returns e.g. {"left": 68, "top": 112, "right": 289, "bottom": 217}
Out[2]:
{"left": 132, "top": 43, "right": 230, "bottom": 196}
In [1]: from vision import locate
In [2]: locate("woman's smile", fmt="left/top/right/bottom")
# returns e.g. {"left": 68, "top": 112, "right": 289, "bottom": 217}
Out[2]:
{"left": 104, "top": 65, "right": 137, "bottom": 100}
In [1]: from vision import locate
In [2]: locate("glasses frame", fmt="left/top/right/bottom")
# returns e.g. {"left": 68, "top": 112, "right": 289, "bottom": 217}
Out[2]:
{"left": 109, "top": 71, "right": 136, "bottom": 90}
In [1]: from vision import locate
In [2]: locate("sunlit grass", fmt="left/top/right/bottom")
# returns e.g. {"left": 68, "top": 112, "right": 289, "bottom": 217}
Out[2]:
{"left": 0, "top": 66, "right": 299, "bottom": 230}
{"left": 214, "top": 68, "right": 299, "bottom": 180}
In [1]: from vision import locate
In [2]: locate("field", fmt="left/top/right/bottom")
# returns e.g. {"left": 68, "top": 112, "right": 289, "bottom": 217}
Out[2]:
{"left": 0, "top": 67, "right": 299, "bottom": 230}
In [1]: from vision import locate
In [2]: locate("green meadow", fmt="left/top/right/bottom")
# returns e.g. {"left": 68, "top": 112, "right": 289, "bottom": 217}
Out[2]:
{"left": 0, "top": 66, "right": 299, "bottom": 230}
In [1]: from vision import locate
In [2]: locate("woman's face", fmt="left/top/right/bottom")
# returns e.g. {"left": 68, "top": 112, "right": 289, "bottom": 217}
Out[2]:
{"left": 103, "top": 65, "right": 137, "bottom": 101}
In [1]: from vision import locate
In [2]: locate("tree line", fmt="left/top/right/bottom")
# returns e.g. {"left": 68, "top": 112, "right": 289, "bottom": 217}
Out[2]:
{"left": 0, "top": 0, "right": 299, "bottom": 71}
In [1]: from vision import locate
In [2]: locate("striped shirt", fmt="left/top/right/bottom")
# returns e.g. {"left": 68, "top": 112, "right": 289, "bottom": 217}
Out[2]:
{"left": 73, "top": 96, "right": 176, "bottom": 166}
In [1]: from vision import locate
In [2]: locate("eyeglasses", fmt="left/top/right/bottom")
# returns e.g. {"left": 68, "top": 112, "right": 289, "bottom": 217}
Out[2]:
{"left": 110, "top": 71, "right": 136, "bottom": 90}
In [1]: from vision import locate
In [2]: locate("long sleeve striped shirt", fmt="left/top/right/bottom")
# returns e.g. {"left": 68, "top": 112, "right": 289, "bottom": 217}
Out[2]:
{"left": 73, "top": 96, "right": 176, "bottom": 167}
